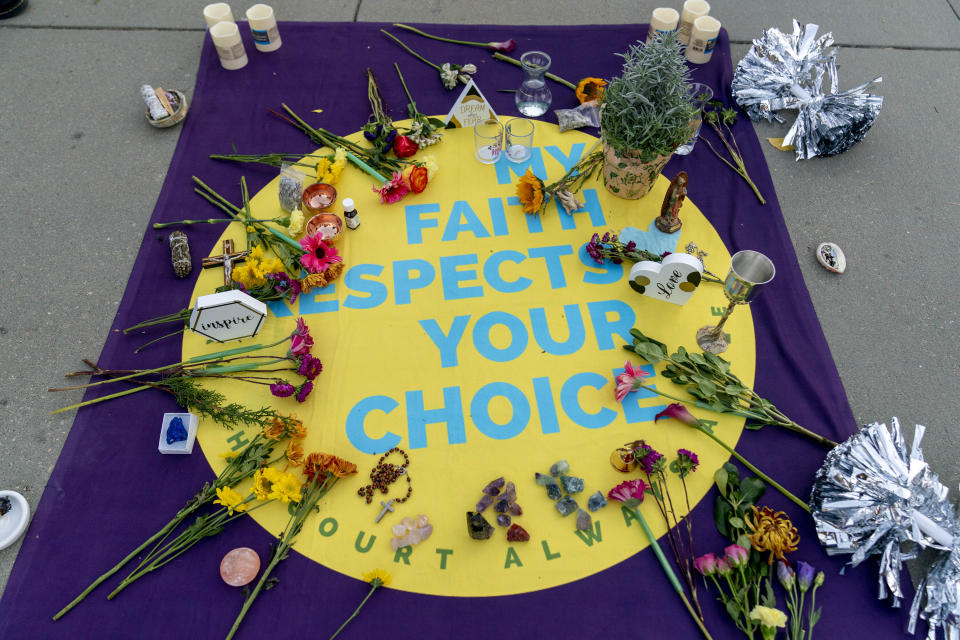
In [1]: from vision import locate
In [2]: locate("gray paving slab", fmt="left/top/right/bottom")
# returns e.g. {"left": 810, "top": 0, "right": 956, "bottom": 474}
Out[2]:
{"left": 1, "top": 0, "right": 959, "bottom": 602}
{"left": 356, "top": 0, "right": 960, "bottom": 47}
{"left": 5, "top": 0, "right": 356, "bottom": 28}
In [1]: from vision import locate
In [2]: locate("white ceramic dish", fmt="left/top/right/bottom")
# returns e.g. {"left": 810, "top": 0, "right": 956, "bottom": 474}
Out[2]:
{"left": 0, "top": 490, "right": 30, "bottom": 551}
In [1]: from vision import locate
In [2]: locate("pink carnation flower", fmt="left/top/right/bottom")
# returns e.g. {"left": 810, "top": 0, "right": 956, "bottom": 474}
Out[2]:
{"left": 373, "top": 172, "right": 409, "bottom": 204}
{"left": 615, "top": 360, "right": 649, "bottom": 402}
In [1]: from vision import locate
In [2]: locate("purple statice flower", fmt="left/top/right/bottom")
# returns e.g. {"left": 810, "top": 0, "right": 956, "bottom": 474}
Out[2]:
{"left": 270, "top": 381, "right": 296, "bottom": 398}
{"left": 295, "top": 380, "right": 314, "bottom": 403}
{"left": 297, "top": 354, "right": 324, "bottom": 380}
{"left": 796, "top": 561, "right": 815, "bottom": 592}
{"left": 266, "top": 272, "right": 301, "bottom": 304}
{"left": 624, "top": 240, "right": 637, "bottom": 251}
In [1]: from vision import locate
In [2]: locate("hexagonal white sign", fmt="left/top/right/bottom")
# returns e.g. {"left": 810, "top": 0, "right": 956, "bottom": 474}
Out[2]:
{"left": 188, "top": 290, "right": 267, "bottom": 342}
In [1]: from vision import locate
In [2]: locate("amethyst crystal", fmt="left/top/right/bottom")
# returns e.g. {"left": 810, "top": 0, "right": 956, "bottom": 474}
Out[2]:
{"left": 476, "top": 494, "right": 496, "bottom": 513}
{"left": 508, "top": 502, "right": 523, "bottom": 516}
{"left": 494, "top": 499, "right": 510, "bottom": 513}
{"left": 483, "top": 477, "right": 505, "bottom": 495}
{"left": 497, "top": 514, "right": 512, "bottom": 527}
{"left": 502, "top": 482, "right": 517, "bottom": 503}
{"left": 576, "top": 509, "right": 592, "bottom": 532}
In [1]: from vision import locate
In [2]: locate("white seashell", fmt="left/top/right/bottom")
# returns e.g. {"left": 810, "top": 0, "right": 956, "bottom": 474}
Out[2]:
{"left": 816, "top": 242, "right": 846, "bottom": 274}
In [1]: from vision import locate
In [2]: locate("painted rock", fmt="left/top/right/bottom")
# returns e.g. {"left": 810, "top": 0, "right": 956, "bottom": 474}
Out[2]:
{"left": 220, "top": 547, "right": 260, "bottom": 587}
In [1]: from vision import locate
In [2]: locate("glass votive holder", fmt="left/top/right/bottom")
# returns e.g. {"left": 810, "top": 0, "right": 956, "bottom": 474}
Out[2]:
{"left": 505, "top": 118, "right": 534, "bottom": 163}
{"left": 674, "top": 82, "right": 714, "bottom": 155}
{"left": 474, "top": 118, "right": 503, "bottom": 164}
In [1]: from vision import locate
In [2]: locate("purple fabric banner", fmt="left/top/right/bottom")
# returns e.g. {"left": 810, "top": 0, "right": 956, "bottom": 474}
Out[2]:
{"left": 0, "top": 22, "right": 917, "bottom": 639}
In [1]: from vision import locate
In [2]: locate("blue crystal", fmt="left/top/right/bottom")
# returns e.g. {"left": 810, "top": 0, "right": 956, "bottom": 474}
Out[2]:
{"left": 555, "top": 496, "right": 578, "bottom": 517}
{"left": 166, "top": 417, "right": 188, "bottom": 444}
{"left": 545, "top": 483, "right": 562, "bottom": 501}
{"left": 560, "top": 475, "right": 584, "bottom": 494}
{"left": 550, "top": 460, "right": 570, "bottom": 477}
{"left": 587, "top": 491, "right": 608, "bottom": 512}
{"left": 494, "top": 499, "right": 509, "bottom": 513}
{"left": 576, "top": 509, "right": 592, "bottom": 531}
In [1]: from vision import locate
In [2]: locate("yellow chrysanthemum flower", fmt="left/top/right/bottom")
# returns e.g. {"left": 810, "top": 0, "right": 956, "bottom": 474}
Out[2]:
{"left": 252, "top": 467, "right": 274, "bottom": 501}
{"left": 250, "top": 244, "right": 265, "bottom": 260}
{"left": 316, "top": 158, "right": 332, "bottom": 182}
{"left": 214, "top": 486, "right": 248, "bottom": 515}
{"left": 285, "top": 440, "right": 305, "bottom": 467}
{"left": 362, "top": 568, "right": 392, "bottom": 587}
{"left": 746, "top": 506, "right": 800, "bottom": 564}
{"left": 268, "top": 471, "right": 302, "bottom": 504}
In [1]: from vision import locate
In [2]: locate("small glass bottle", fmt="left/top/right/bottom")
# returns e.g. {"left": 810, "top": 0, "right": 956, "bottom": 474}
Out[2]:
{"left": 343, "top": 197, "right": 359, "bottom": 229}
{"left": 515, "top": 51, "right": 552, "bottom": 117}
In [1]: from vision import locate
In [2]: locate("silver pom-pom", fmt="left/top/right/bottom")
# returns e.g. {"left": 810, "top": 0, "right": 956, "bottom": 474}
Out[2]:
{"left": 732, "top": 20, "right": 883, "bottom": 160}
{"left": 810, "top": 418, "right": 960, "bottom": 638}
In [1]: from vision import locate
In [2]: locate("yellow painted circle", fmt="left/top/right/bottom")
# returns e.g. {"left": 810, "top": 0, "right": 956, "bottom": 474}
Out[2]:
{"left": 185, "top": 123, "right": 755, "bottom": 596}
{"left": 635, "top": 275, "right": 651, "bottom": 286}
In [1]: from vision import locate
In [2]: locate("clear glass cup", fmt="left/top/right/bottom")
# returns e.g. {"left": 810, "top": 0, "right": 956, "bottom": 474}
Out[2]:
{"left": 515, "top": 51, "right": 552, "bottom": 117}
{"left": 474, "top": 118, "right": 503, "bottom": 164}
{"left": 674, "top": 82, "right": 714, "bottom": 156}
{"left": 505, "top": 118, "right": 535, "bottom": 162}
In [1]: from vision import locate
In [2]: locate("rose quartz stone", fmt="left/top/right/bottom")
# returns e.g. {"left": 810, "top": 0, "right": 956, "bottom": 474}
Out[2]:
{"left": 220, "top": 547, "right": 261, "bottom": 587}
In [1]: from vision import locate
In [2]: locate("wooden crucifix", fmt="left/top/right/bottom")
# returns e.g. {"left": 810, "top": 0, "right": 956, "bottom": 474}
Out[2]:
{"left": 201, "top": 239, "right": 248, "bottom": 287}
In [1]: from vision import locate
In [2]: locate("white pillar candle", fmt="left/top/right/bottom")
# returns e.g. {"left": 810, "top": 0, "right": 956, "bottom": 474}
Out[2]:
{"left": 203, "top": 3, "right": 234, "bottom": 29}
{"left": 646, "top": 8, "right": 680, "bottom": 44}
{"left": 245, "top": 4, "right": 282, "bottom": 52}
{"left": 677, "top": 0, "right": 710, "bottom": 45}
{"left": 685, "top": 15, "right": 721, "bottom": 64}
{"left": 210, "top": 21, "right": 248, "bottom": 70}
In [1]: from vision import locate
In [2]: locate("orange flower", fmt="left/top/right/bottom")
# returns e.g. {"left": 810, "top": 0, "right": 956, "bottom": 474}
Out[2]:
{"left": 575, "top": 77, "right": 606, "bottom": 104}
{"left": 746, "top": 506, "right": 800, "bottom": 564}
{"left": 261, "top": 418, "right": 287, "bottom": 441}
{"left": 303, "top": 452, "right": 325, "bottom": 481}
{"left": 285, "top": 440, "right": 305, "bottom": 467}
{"left": 285, "top": 416, "right": 307, "bottom": 440}
{"left": 515, "top": 168, "right": 545, "bottom": 215}
{"left": 325, "top": 455, "right": 358, "bottom": 478}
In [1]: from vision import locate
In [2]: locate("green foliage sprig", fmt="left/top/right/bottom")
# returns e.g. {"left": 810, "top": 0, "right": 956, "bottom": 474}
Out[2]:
{"left": 600, "top": 34, "right": 697, "bottom": 160}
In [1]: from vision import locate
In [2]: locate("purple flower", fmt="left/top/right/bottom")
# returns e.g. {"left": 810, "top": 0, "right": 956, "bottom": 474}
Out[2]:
{"left": 676, "top": 448, "right": 700, "bottom": 476}
{"left": 796, "top": 561, "right": 815, "bottom": 592}
{"left": 638, "top": 447, "right": 665, "bottom": 475}
{"left": 486, "top": 38, "right": 516, "bottom": 53}
{"left": 601, "top": 232, "right": 611, "bottom": 243}
{"left": 297, "top": 354, "right": 324, "bottom": 380}
{"left": 776, "top": 560, "right": 795, "bottom": 589}
{"left": 295, "top": 380, "right": 314, "bottom": 403}
{"left": 607, "top": 478, "right": 649, "bottom": 505}
{"left": 266, "top": 272, "right": 301, "bottom": 304}
{"left": 654, "top": 404, "right": 701, "bottom": 428}
{"left": 270, "top": 381, "right": 296, "bottom": 398}
{"left": 624, "top": 240, "right": 637, "bottom": 251}
{"left": 716, "top": 558, "right": 732, "bottom": 575}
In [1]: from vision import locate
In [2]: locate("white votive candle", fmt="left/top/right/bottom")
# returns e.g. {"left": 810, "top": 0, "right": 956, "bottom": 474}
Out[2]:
{"left": 685, "top": 15, "right": 721, "bottom": 64}
{"left": 246, "top": 4, "right": 282, "bottom": 52}
{"left": 203, "top": 3, "right": 234, "bottom": 29}
{"left": 677, "top": 0, "right": 710, "bottom": 45}
{"left": 210, "top": 21, "right": 248, "bottom": 70}
{"left": 646, "top": 8, "right": 680, "bottom": 44}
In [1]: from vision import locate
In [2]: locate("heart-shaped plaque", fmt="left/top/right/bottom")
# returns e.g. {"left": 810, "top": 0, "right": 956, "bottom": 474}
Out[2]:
{"left": 628, "top": 253, "right": 703, "bottom": 305}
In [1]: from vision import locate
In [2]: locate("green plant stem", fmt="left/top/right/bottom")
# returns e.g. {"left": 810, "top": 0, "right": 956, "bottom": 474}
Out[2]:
{"left": 134, "top": 328, "right": 186, "bottom": 354}
{"left": 701, "top": 125, "right": 766, "bottom": 205}
{"left": 631, "top": 507, "right": 714, "bottom": 639}
{"left": 50, "top": 384, "right": 153, "bottom": 414}
{"left": 328, "top": 583, "right": 380, "bottom": 640}
{"left": 394, "top": 62, "right": 417, "bottom": 110}
{"left": 393, "top": 23, "right": 491, "bottom": 48}
{"left": 52, "top": 513, "right": 188, "bottom": 620}
{"left": 491, "top": 52, "right": 577, "bottom": 90}
{"left": 380, "top": 29, "right": 440, "bottom": 70}
{"left": 806, "top": 585, "right": 819, "bottom": 640}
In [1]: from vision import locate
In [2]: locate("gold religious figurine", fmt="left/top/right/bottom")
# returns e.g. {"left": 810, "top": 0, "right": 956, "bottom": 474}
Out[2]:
{"left": 655, "top": 171, "right": 687, "bottom": 234}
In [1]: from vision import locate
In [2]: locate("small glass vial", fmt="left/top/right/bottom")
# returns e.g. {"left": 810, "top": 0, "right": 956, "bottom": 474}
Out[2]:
{"left": 515, "top": 51, "right": 552, "bottom": 117}
{"left": 343, "top": 197, "right": 359, "bottom": 229}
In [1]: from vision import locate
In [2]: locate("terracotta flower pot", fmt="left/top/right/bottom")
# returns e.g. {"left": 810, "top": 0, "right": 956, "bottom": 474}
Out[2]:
{"left": 601, "top": 139, "right": 672, "bottom": 199}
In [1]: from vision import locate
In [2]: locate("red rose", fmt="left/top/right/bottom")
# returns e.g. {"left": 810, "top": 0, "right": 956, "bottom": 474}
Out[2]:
{"left": 407, "top": 166, "right": 429, "bottom": 194}
{"left": 393, "top": 135, "right": 418, "bottom": 158}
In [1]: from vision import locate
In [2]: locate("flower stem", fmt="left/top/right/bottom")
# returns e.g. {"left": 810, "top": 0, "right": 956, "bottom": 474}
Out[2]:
{"left": 380, "top": 30, "right": 440, "bottom": 71}
{"left": 393, "top": 23, "right": 488, "bottom": 48}
{"left": 697, "top": 426, "right": 810, "bottom": 513}
{"left": 328, "top": 583, "right": 379, "bottom": 640}
{"left": 632, "top": 507, "right": 714, "bottom": 640}
{"left": 51, "top": 384, "right": 153, "bottom": 414}
{"left": 491, "top": 52, "right": 577, "bottom": 90}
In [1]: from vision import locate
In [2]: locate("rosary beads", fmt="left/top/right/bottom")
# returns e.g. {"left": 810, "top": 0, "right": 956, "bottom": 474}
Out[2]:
{"left": 358, "top": 447, "right": 412, "bottom": 504}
